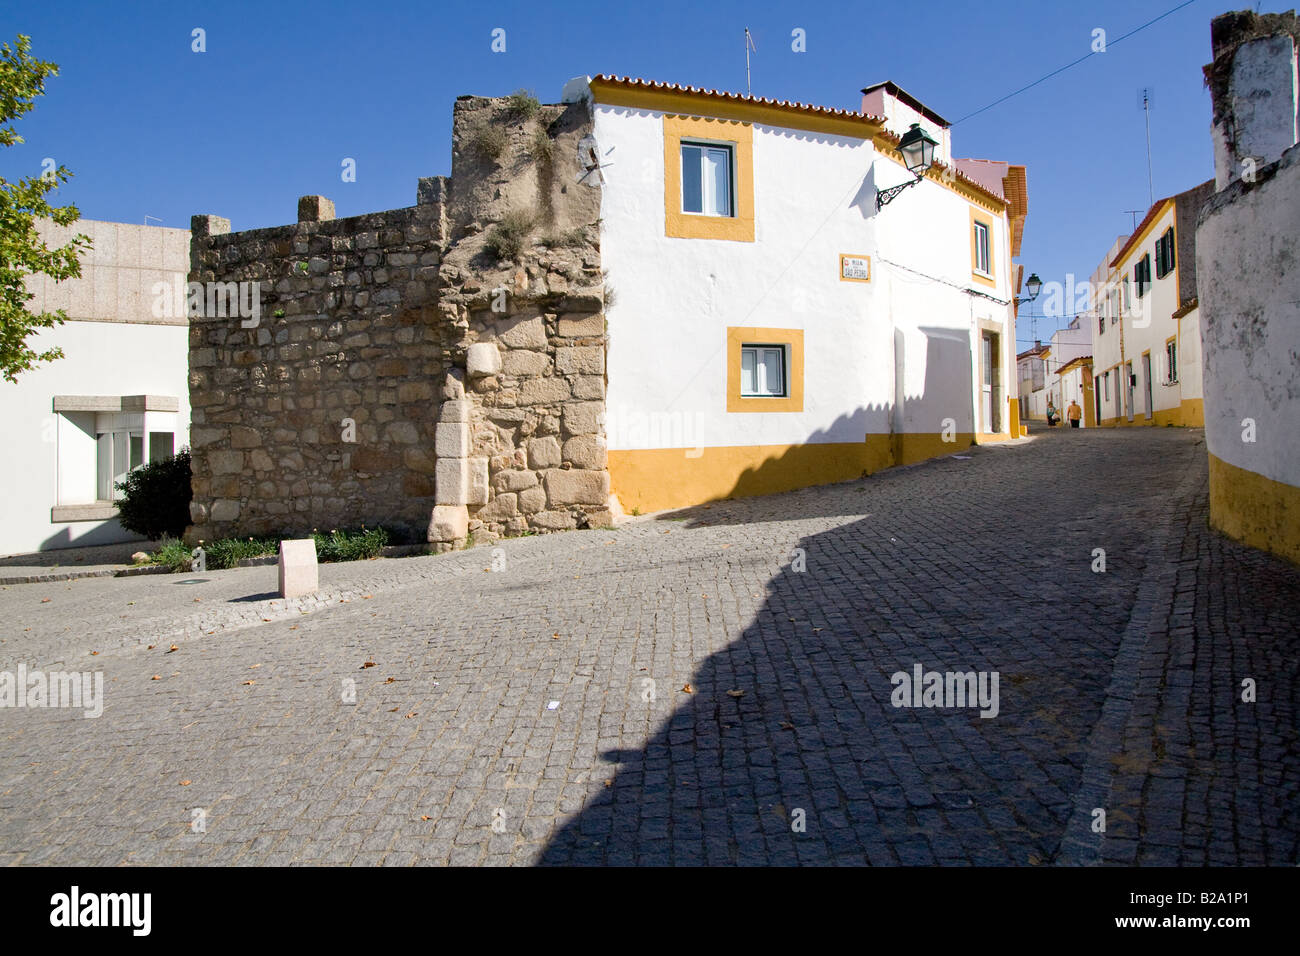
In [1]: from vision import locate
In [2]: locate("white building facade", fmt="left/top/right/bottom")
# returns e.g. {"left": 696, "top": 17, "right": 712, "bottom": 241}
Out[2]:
{"left": 1090, "top": 183, "right": 1211, "bottom": 429}
{"left": 0, "top": 220, "right": 191, "bottom": 555}
{"left": 586, "top": 76, "right": 1026, "bottom": 512}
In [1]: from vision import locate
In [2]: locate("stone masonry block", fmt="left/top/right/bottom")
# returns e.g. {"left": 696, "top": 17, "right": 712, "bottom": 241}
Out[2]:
{"left": 278, "top": 539, "right": 319, "bottom": 599}
{"left": 558, "top": 313, "right": 604, "bottom": 337}
{"left": 527, "top": 436, "right": 562, "bottom": 469}
{"left": 436, "top": 457, "right": 489, "bottom": 505}
{"left": 427, "top": 504, "right": 468, "bottom": 543}
{"left": 435, "top": 421, "right": 471, "bottom": 458}
{"left": 298, "top": 195, "right": 336, "bottom": 222}
{"left": 544, "top": 468, "right": 609, "bottom": 507}
{"left": 440, "top": 399, "right": 473, "bottom": 423}
{"left": 563, "top": 402, "right": 604, "bottom": 435}
{"left": 467, "top": 342, "right": 502, "bottom": 378}
{"left": 563, "top": 435, "right": 607, "bottom": 470}
{"left": 555, "top": 346, "right": 604, "bottom": 376}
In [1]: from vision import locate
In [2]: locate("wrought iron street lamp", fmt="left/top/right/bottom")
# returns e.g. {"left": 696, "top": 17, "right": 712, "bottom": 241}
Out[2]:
{"left": 876, "top": 123, "right": 940, "bottom": 209}
{"left": 1018, "top": 273, "right": 1042, "bottom": 303}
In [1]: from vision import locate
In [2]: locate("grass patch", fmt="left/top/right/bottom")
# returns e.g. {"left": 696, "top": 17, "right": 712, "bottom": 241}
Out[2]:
{"left": 540, "top": 227, "right": 587, "bottom": 249}
{"left": 312, "top": 527, "right": 389, "bottom": 562}
{"left": 484, "top": 210, "right": 536, "bottom": 261}
{"left": 529, "top": 126, "right": 553, "bottom": 164}
{"left": 149, "top": 527, "right": 389, "bottom": 572}
{"left": 503, "top": 89, "right": 541, "bottom": 120}
{"left": 470, "top": 125, "right": 508, "bottom": 161}
{"left": 151, "top": 537, "right": 193, "bottom": 572}
{"left": 207, "top": 537, "right": 277, "bottom": 570}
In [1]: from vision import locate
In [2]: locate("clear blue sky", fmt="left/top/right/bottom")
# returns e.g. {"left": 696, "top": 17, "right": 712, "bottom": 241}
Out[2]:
{"left": 3, "top": 0, "right": 1230, "bottom": 346}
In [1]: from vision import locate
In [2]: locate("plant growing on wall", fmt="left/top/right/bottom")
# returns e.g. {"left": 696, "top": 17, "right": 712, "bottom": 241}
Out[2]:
{"left": 484, "top": 210, "right": 536, "bottom": 262}
{"left": 503, "top": 89, "right": 541, "bottom": 120}
{"left": 0, "top": 35, "right": 91, "bottom": 382}
{"left": 470, "top": 125, "right": 508, "bottom": 161}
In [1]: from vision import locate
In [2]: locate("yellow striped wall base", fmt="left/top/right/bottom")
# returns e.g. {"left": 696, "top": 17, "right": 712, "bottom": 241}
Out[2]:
{"left": 609, "top": 432, "right": 986, "bottom": 514}
{"left": 1209, "top": 453, "right": 1300, "bottom": 565}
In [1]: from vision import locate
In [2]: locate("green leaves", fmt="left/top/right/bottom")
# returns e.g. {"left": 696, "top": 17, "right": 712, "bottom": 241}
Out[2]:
{"left": 0, "top": 34, "right": 91, "bottom": 382}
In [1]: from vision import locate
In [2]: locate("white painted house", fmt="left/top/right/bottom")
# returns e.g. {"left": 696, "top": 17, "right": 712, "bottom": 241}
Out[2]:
{"left": 1089, "top": 182, "right": 1212, "bottom": 428}
{"left": 0, "top": 220, "right": 190, "bottom": 555}
{"left": 581, "top": 76, "right": 1027, "bottom": 512}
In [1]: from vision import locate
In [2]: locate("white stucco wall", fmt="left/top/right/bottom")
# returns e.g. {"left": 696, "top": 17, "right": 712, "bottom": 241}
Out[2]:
{"left": 1197, "top": 145, "right": 1300, "bottom": 486}
{"left": 595, "top": 99, "right": 1013, "bottom": 454}
{"left": 0, "top": 220, "right": 190, "bottom": 555}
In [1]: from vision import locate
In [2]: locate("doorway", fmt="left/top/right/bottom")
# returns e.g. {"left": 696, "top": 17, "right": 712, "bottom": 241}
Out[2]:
{"left": 981, "top": 332, "right": 1001, "bottom": 433}
{"left": 1142, "top": 352, "right": 1153, "bottom": 422}
{"left": 1125, "top": 361, "right": 1135, "bottom": 423}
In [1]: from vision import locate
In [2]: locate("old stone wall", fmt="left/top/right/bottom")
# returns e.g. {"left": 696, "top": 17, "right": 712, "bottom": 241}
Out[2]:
{"left": 186, "top": 91, "right": 609, "bottom": 549}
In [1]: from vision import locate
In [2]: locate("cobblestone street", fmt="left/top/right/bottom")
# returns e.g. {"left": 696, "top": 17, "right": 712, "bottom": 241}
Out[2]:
{"left": 1, "top": 426, "right": 1297, "bottom": 866}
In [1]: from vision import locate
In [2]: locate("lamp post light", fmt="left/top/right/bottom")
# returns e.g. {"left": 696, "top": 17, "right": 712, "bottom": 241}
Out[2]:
{"left": 876, "top": 123, "right": 940, "bottom": 209}
{"left": 1018, "top": 272, "right": 1042, "bottom": 303}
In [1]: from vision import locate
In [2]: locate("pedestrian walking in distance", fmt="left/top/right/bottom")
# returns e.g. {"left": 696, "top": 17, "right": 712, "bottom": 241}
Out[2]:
{"left": 1068, "top": 399, "right": 1082, "bottom": 429}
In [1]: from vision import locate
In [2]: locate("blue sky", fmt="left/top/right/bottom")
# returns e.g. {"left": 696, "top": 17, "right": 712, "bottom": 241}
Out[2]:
{"left": 2, "top": 0, "right": 1228, "bottom": 345}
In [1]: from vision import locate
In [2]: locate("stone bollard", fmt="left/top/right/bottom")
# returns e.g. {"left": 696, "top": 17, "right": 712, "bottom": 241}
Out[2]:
{"left": 278, "top": 539, "right": 319, "bottom": 598}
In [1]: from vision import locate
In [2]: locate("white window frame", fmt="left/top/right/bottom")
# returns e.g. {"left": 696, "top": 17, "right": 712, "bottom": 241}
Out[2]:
{"left": 973, "top": 221, "right": 991, "bottom": 276}
{"left": 680, "top": 140, "right": 735, "bottom": 218}
{"left": 739, "top": 344, "right": 788, "bottom": 398}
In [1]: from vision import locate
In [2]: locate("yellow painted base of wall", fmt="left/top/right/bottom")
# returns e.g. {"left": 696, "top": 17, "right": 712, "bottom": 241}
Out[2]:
{"left": 1099, "top": 406, "right": 1200, "bottom": 428}
{"left": 1209, "top": 453, "right": 1300, "bottom": 565}
{"left": 609, "top": 432, "right": 990, "bottom": 513}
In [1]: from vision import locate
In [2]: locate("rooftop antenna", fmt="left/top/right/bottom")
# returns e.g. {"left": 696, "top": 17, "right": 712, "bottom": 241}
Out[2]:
{"left": 144, "top": 215, "right": 162, "bottom": 226}
{"left": 745, "top": 28, "right": 757, "bottom": 95}
{"left": 1141, "top": 87, "right": 1155, "bottom": 207}
{"left": 1123, "top": 209, "right": 1143, "bottom": 231}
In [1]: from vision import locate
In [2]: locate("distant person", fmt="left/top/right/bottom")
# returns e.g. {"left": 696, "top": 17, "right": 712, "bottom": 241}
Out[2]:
{"left": 1046, "top": 400, "right": 1058, "bottom": 426}
{"left": 1068, "top": 399, "right": 1082, "bottom": 428}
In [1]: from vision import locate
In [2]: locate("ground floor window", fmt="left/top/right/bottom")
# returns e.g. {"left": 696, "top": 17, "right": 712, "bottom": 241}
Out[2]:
{"left": 739, "top": 345, "right": 787, "bottom": 398}
{"left": 1165, "top": 340, "right": 1178, "bottom": 384}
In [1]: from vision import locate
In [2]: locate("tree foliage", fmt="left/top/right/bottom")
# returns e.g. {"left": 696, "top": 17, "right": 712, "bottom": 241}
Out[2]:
{"left": 0, "top": 34, "right": 90, "bottom": 383}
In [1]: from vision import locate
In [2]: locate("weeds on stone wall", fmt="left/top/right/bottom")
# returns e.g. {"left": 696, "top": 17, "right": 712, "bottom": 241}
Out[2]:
{"left": 528, "top": 126, "right": 554, "bottom": 164}
{"left": 471, "top": 125, "right": 508, "bottom": 160}
{"left": 503, "top": 89, "right": 541, "bottom": 120}
{"left": 484, "top": 210, "right": 537, "bottom": 261}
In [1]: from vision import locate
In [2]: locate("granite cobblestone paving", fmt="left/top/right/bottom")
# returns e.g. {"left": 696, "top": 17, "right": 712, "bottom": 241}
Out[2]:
{"left": 0, "top": 426, "right": 1296, "bottom": 865}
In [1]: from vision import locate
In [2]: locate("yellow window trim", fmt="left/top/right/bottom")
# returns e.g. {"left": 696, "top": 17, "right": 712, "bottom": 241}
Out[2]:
{"left": 969, "top": 207, "right": 996, "bottom": 289}
{"left": 664, "top": 115, "right": 755, "bottom": 242}
{"left": 727, "top": 327, "right": 804, "bottom": 412}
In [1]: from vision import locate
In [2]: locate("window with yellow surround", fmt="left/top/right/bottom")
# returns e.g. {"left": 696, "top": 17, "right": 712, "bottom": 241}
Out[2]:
{"left": 969, "top": 207, "right": 995, "bottom": 288}
{"left": 664, "top": 115, "right": 754, "bottom": 242}
{"left": 727, "top": 327, "right": 803, "bottom": 412}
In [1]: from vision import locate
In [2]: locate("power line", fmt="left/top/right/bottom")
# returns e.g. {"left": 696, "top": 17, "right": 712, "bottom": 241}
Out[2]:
{"left": 952, "top": 0, "right": 1199, "bottom": 126}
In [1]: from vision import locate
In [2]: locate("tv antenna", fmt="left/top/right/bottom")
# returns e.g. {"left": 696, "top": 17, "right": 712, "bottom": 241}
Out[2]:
{"left": 1140, "top": 87, "right": 1155, "bottom": 207}
{"left": 1123, "top": 209, "right": 1143, "bottom": 231}
{"left": 144, "top": 215, "right": 162, "bottom": 226}
{"left": 745, "top": 28, "right": 757, "bottom": 95}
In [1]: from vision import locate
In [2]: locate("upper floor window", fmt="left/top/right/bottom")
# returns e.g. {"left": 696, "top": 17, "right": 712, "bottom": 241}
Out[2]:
{"left": 1122, "top": 276, "right": 1131, "bottom": 312}
{"left": 1155, "top": 227, "right": 1176, "bottom": 279}
{"left": 1134, "top": 254, "right": 1152, "bottom": 297}
{"left": 1109, "top": 288, "right": 1120, "bottom": 324}
{"left": 973, "top": 220, "right": 991, "bottom": 276}
{"left": 681, "top": 142, "right": 734, "bottom": 218}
